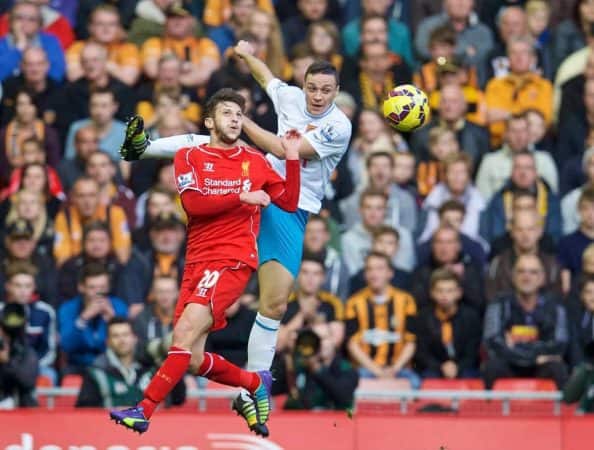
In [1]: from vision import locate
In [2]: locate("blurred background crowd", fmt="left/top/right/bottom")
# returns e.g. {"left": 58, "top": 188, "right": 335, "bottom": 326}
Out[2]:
{"left": 2, "top": 0, "right": 594, "bottom": 413}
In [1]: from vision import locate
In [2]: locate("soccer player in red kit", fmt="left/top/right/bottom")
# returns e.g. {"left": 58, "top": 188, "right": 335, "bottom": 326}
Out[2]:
{"left": 109, "top": 88, "right": 301, "bottom": 435}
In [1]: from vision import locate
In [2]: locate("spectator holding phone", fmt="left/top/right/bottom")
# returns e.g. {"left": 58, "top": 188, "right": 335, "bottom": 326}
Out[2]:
{"left": 58, "top": 262, "right": 127, "bottom": 374}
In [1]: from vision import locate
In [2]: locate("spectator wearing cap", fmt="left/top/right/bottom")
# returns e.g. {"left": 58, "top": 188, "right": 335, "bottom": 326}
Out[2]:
{"left": 476, "top": 113, "right": 558, "bottom": 203}
{"left": 0, "top": 47, "right": 61, "bottom": 126}
{"left": 58, "top": 221, "right": 126, "bottom": 304}
{"left": 45, "top": 42, "right": 135, "bottom": 141}
{"left": 302, "top": 215, "right": 350, "bottom": 301}
{"left": 410, "top": 226, "right": 485, "bottom": 313}
{"left": 0, "top": 1, "right": 65, "bottom": 82}
{"left": 0, "top": 260, "right": 57, "bottom": 384}
{"left": 0, "top": 302, "right": 39, "bottom": 407}
{"left": 66, "top": 5, "right": 141, "bottom": 86}
{"left": 410, "top": 84, "right": 489, "bottom": 166}
{"left": 349, "top": 225, "right": 411, "bottom": 295}
{"left": 53, "top": 177, "right": 131, "bottom": 267}
{"left": 417, "top": 199, "right": 488, "bottom": 268}
{"left": 58, "top": 262, "right": 128, "bottom": 375}
{"left": 0, "top": 218, "right": 57, "bottom": 306}
{"left": 480, "top": 152, "right": 562, "bottom": 245}
{"left": 415, "top": 0, "right": 494, "bottom": 67}
{"left": 120, "top": 211, "right": 185, "bottom": 315}
{"left": 483, "top": 254, "right": 569, "bottom": 389}
{"left": 342, "top": 6, "right": 414, "bottom": 68}
{"left": 85, "top": 151, "right": 136, "bottom": 228}
{"left": 485, "top": 36, "right": 553, "bottom": 149}
{"left": 415, "top": 268, "right": 481, "bottom": 379}
{"left": 141, "top": 5, "right": 220, "bottom": 89}
{"left": 486, "top": 209, "right": 562, "bottom": 301}
{"left": 0, "top": 0, "right": 74, "bottom": 50}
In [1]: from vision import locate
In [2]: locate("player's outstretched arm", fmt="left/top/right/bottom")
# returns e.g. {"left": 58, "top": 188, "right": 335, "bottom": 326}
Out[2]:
{"left": 242, "top": 115, "right": 318, "bottom": 160}
{"left": 233, "top": 40, "right": 275, "bottom": 90}
{"left": 142, "top": 134, "right": 210, "bottom": 159}
{"left": 263, "top": 130, "right": 301, "bottom": 212}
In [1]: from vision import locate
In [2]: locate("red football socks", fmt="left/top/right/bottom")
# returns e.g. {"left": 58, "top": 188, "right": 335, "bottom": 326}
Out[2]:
{"left": 197, "top": 352, "right": 260, "bottom": 393}
{"left": 139, "top": 346, "right": 191, "bottom": 418}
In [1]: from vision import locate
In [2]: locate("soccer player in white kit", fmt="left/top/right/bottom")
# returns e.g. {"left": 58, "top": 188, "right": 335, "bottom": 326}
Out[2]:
{"left": 120, "top": 41, "right": 352, "bottom": 435}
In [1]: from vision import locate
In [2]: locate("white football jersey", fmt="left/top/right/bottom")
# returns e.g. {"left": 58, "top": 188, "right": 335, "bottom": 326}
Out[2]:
{"left": 265, "top": 78, "right": 352, "bottom": 213}
{"left": 144, "top": 78, "right": 351, "bottom": 213}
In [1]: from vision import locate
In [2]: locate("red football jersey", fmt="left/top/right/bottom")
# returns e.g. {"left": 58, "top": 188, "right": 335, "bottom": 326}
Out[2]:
{"left": 173, "top": 144, "right": 300, "bottom": 269}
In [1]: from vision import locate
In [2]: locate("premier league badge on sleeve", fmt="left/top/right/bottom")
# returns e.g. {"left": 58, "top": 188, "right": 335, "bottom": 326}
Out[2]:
{"left": 177, "top": 172, "right": 195, "bottom": 189}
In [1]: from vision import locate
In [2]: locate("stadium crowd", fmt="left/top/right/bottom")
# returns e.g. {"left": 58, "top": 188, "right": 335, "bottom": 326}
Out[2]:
{"left": 1, "top": 0, "right": 594, "bottom": 412}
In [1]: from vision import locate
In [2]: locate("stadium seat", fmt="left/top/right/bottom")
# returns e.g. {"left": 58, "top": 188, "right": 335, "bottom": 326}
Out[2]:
{"left": 357, "top": 378, "right": 412, "bottom": 392}
{"left": 36, "top": 375, "right": 53, "bottom": 387}
{"left": 61, "top": 374, "right": 83, "bottom": 388}
{"left": 493, "top": 379, "right": 557, "bottom": 392}
{"left": 421, "top": 378, "right": 485, "bottom": 390}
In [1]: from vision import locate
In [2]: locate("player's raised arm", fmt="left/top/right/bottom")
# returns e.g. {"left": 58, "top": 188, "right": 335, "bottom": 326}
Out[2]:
{"left": 262, "top": 130, "right": 302, "bottom": 212}
{"left": 233, "top": 40, "right": 275, "bottom": 90}
{"left": 242, "top": 115, "right": 319, "bottom": 160}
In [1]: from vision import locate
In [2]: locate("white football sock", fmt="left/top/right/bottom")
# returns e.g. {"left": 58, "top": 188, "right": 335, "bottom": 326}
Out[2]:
{"left": 246, "top": 313, "right": 280, "bottom": 371}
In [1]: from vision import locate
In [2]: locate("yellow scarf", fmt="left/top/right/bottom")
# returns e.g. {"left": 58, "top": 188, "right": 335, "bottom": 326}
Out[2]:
{"left": 435, "top": 307, "right": 455, "bottom": 346}
{"left": 359, "top": 72, "right": 394, "bottom": 110}
{"left": 503, "top": 180, "right": 548, "bottom": 230}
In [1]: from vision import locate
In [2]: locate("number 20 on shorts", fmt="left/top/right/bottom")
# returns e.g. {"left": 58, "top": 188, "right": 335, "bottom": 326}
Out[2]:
{"left": 196, "top": 270, "right": 220, "bottom": 297}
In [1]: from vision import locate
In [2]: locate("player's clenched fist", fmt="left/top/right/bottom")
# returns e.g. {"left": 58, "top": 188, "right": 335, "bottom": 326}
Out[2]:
{"left": 240, "top": 189, "right": 271, "bottom": 207}
{"left": 281, "top": 129, "right": 302, "bottom": 160}
{"left": 234, "top": 40, "right": 255, "bottom": 59}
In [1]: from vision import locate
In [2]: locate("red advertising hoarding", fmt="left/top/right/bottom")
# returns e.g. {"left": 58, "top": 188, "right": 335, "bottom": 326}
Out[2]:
{"left": 0, "top": 411, "right": 592, "bottom": 450}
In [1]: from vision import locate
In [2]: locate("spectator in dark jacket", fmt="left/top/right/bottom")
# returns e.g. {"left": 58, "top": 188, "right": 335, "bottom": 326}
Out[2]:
{"left": 76, "top": 317, "right": 184, "bottom": 408}
{"left": 415, "top": 268, "right": 481, "bottom": 378}
{"left": 0, "top": 260, "right": 57, "bottom": 384}
{"left": 567, "top": 275, "right": 594, "bottom": 367}
{"left": 411, "top": 226, "right": 485, "bottom": 312}
{"left": 58, "top": 221, "right": 126, "bottom": 304}
{"left": 0, "top": 303, "right": 38, "bottom": 407}
{"left": 483, "top": 254, "right": 569, "bottom": 389}
{"left": 121, "top": 212, "right": 185, "bottom": 316}
{"left": 486, "top": 209, "right": 562, "bottom": 300}
{"left": 480, "top": 151, "right": 562, "bottom": 244}
{"left": 559, "top": 187, "right": 594, "bottom": 295}
{"left": 56, "top": 126, "right": 99, "bottom": 194}
{"left": 58, "top": 262, "right": 128, "bottom": 374}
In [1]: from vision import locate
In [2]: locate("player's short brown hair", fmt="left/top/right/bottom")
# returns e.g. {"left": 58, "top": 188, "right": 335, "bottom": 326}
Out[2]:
{"left": 204, "top": 88, "right": 246, "bottom": 119}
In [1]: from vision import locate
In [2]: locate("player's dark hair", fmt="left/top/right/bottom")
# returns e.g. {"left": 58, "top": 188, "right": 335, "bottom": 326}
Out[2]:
{"left": 79, "top": 262, "right": 110, "bottom": 284}
{"left": 304, "top": 60, "right": 339, "bottom": 85}
{"left": 204, "top": 88, "right": 246, "bottom": 119}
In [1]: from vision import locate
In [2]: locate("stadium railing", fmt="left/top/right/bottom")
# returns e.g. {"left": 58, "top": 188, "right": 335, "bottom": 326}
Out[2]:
{"left": 36, "top": 385, "right": 565, "bottom": 415}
